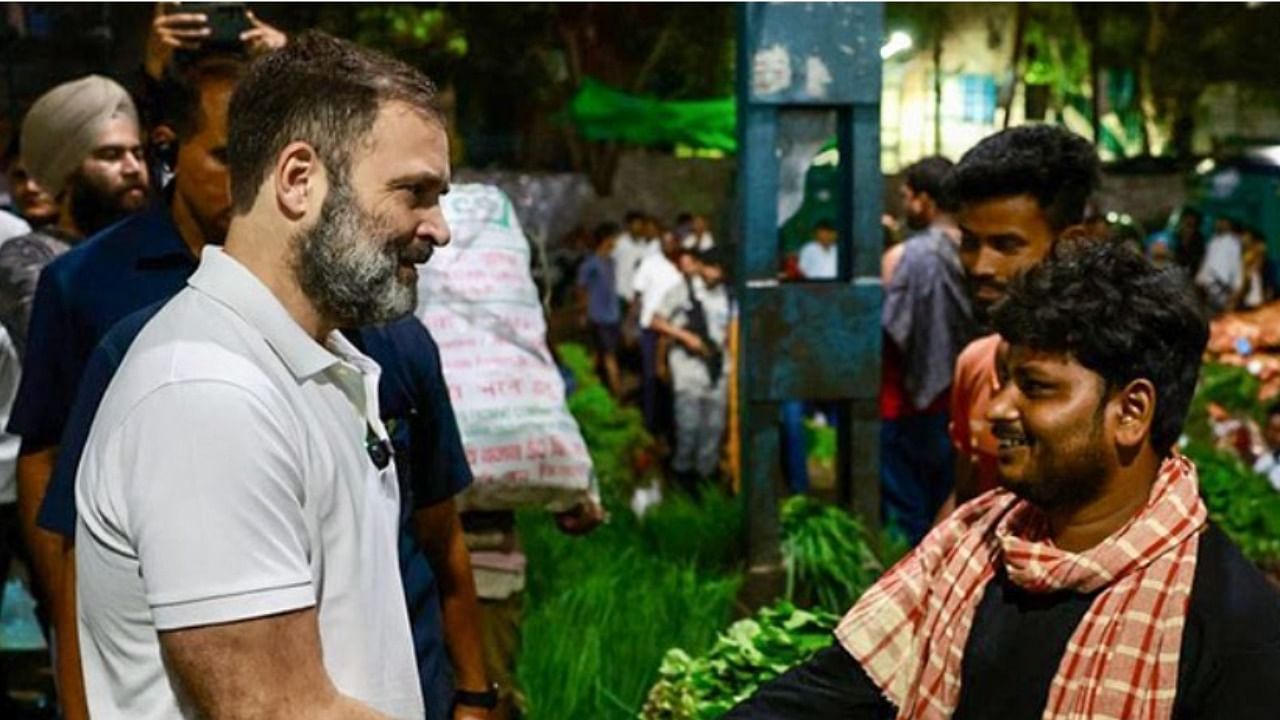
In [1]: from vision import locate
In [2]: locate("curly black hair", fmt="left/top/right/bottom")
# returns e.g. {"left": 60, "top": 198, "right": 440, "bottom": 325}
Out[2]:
{"left": 991, "top": 239, "right": 1208, "bottom": 455}
{"left": 943, "top": 125, "right": 1101, "bottom": 231}
{"left": 902, "top": 155, "right": 954, "bottom": 204}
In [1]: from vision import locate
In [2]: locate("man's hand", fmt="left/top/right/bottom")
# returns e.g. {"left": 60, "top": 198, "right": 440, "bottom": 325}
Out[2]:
{"left": 681, "top": 332, "right": 706, "bottom": 356}
{"left": 555, "top": 500, "right": 606, "bottom": 536}
{"left": 146, "top": 4, "right": 288, "bottom": 81}
{"left": 145, "top": 4, "right": 210, "bottom": 79}
{"left": 240, "top": 10, "right": 287, "bottom": 56}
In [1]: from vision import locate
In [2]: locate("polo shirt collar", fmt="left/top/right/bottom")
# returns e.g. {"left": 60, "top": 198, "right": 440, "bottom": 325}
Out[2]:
{"left": 187, "top": 246, "right": 341, "bottom": 380}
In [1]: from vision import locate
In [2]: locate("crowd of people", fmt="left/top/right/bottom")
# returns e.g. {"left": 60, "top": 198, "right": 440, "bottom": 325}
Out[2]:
{"left": 571, "top": 209, "right": 732, "bottom": 496}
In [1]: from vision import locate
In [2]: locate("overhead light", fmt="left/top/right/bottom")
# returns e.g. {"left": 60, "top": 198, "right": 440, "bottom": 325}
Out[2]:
{"left": 881, "top": 31, "right": 913, "bottom": 60}
{"left": 1196, "top": 158, "right": 1216, "bottom": 175}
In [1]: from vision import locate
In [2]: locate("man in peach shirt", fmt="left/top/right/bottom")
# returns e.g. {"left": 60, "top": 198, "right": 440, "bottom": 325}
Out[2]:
{"left": 942, "top": 125, "right": 1102, "bottom": 509}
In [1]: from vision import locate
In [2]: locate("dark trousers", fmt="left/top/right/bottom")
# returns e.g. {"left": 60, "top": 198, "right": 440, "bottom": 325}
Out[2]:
{"left": 641, "top": 329, "right": 662, "bottom": 435}
{"left": 880, "top": 413, "right": 955, "bottom": 545}
{"left": 780, "top": 401, "right": 809, "bottom": 493}
{"left": 780, "top": 402, "right": 842, "bottom": 494}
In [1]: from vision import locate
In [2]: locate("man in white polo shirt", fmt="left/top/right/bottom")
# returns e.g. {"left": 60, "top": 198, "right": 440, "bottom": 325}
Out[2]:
{"left": 630, "top": 232, "right": 685, "bottom": 434}
{"left": 74, "top": 33, "right": 450, "bottom": 719}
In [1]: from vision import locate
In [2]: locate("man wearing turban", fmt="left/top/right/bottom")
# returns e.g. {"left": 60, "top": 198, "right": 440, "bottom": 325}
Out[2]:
{"left": 0, "top": 74, "right": 151, "bottom": 355}
{"left": 0, "top": 75, "right": 150, "bottom": 720}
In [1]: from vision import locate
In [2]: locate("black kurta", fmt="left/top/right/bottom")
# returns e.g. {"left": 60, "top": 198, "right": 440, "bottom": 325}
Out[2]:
{"left": 727, "top": 525, "right": 1280, "bottom": 719}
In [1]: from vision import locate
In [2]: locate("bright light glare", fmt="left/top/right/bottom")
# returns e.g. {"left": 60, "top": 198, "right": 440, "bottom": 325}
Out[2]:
{"left": 881, "top": 31, "right": 913, "bottom": 60}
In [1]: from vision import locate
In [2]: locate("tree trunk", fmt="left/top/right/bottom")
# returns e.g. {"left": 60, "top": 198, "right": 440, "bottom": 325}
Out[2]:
{"left": 1138, "top": 3, "right": 1169, "bottom": 156}
{"left": 1002, "top": 3, "right": 1029, "bottom": 129}
{"left": 1083, "top": 13, "right": 1102, "bottom": 144}
{"left": 1170, "top": 92, "right": 1197, "bottom": 159}
{"left": 933, "top": 34, "right": 943, "bottom": 154}
{"left": 552, "top": 6, "right": 679, "bottom": 197}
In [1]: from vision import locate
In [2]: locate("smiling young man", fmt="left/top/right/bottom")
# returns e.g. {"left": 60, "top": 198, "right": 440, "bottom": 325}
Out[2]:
{"left": 729, "top": 239, "right": 1280, "bottom": 720}
{"left": 943, "top": 125, "right": 1102, "bottom": 506}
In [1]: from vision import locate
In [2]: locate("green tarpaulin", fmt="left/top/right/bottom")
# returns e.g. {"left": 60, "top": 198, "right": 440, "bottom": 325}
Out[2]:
{"left": 567, "top": 77, "right": 737, "bottom": 152}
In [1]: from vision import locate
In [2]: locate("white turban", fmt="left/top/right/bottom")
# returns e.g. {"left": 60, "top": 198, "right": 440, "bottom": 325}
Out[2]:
{"left": 20, "top": 75, "right": 139, "bottom": 198}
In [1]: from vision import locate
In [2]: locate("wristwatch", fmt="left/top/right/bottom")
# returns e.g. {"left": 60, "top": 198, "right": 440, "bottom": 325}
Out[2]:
{"left": 454, "top": 684, "right": 500, "bottom": 710}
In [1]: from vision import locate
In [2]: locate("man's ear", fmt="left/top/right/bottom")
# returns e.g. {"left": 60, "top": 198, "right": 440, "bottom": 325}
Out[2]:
{"left": 273, "top": 141, "right": 321, "bottom": 220}
{"left": 1113, "top": 378, "right": 1156, "bottom": 450}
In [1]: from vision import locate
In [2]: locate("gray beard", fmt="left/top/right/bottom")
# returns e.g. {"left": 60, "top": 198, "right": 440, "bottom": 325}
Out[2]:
{"left": 291, "top": 182, "right": 416, "bottom": 329}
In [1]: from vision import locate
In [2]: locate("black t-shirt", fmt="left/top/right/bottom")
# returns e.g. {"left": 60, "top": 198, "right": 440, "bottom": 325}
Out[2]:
{"left": 728, "top": 525, "right": 1280, "bottom": 719}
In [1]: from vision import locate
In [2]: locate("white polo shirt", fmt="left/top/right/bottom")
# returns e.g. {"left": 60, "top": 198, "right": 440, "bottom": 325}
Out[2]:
{"left": 75, "top": 247, "right": 423, "bottom": 719}
{"left": 632, "top": 252, "right": 684, "bottom": 329}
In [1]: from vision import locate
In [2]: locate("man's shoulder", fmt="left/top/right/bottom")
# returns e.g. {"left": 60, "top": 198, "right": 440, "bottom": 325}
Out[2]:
{"left": 0, "top": 209, "right": 30, "bottom": 241}
{"left": 55, "top": 210, "right": 182, "bottom": 277}
{"left": 958, "top": 333, "right": 1001, "bottom": 368}
{"left": 661, "top": 278, "right": 691, "bottom": 305}
{"left": 112, "top": 289, "right": 285, "bottom": 399}
{"left": 0, "top": 229, "right": 66, "bottom": 263}
{"left": 359, "top": 316, "right": 436, "bottom": 374}
{"left": 1186, "top": 524, "right": 1280, "bottom": 650}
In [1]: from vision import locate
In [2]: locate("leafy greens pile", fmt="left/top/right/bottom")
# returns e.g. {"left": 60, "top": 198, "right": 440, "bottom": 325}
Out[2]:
{"left": 640, "top": 602, "right": 840, "bottom": 720}
{"left": 642, "top": 497, "right": 900, "bottom": 719}
{"left": 1181, "top": 363, "right": 1280, "bottom": 565}
{"left": 780, "top": 495, "right": 895, "bottom": 612}
{"left": 558, "top": 342, "right": 654, "bottom": 498}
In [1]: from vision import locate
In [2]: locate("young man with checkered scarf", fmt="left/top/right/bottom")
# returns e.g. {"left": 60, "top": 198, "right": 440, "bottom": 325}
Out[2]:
{"left": 729, "top": 240, "right": 1280, "bottom": 719}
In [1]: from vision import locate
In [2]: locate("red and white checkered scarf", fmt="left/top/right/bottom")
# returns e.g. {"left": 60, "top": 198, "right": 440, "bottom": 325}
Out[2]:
{"left": 836, "top": 455, "right": 1206, "bottom": 720}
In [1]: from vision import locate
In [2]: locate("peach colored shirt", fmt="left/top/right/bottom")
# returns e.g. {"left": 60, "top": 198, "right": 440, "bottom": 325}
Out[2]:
{"left": 949, "top": 333, "right": 1003, "bottom": 494}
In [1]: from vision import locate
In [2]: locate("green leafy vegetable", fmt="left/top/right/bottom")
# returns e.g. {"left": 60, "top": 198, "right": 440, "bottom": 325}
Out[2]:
{"left": 780, "top": 495, "right": 887, "bottom": 612}
{"left": 640, "top": 602, "right": 840, "bottom": 719}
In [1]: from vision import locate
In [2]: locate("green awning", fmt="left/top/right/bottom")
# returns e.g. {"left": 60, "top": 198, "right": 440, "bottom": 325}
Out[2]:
{"left": 567, "top": 77, "right": 737, "bottom": 152}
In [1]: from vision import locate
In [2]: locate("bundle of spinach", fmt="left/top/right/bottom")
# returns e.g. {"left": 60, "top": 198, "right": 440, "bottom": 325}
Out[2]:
{"left": 640, "top": 602, "right": 839, "bottom": 720}
{"left": 780, "top": 495, "right": 889, "bottom": 612}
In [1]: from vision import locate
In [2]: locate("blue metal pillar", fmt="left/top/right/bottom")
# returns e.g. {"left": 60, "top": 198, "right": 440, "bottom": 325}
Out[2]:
{"left": 735, "top": 2, "right": 883, "bottom": 598}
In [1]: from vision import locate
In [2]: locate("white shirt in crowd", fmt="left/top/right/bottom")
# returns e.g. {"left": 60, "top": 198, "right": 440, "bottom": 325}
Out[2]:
{"left": 1245, "top": 264, "right": 1266, "bottom": 308}
{"left": 611, "top": 232, "right": 643, "bottom": 300}
{"left": 1253, "top": 451, "right": 1280, "bottom": 493}
{"left": 798, "top": 240, "right": 838, "bottom": 280}
{"left": 75, "top": 247, "right": 422, "bottom": 720}
{"left": 683, "top": 231, "right": 715, "bottom": 253}
{"left": 0, "top": 209, "right": 30, "bottom": 244}
{"left": 0, "top": 326, "right": 19, "bottom": 504}
{"left": 0, "top": 210, "right": 29, "bottom": 505}
{"left": 632, "top": 251, "right": 684, "bottom": 329}
{"left": 1196, "top": 232, "right": 1244, "bottom": 294}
